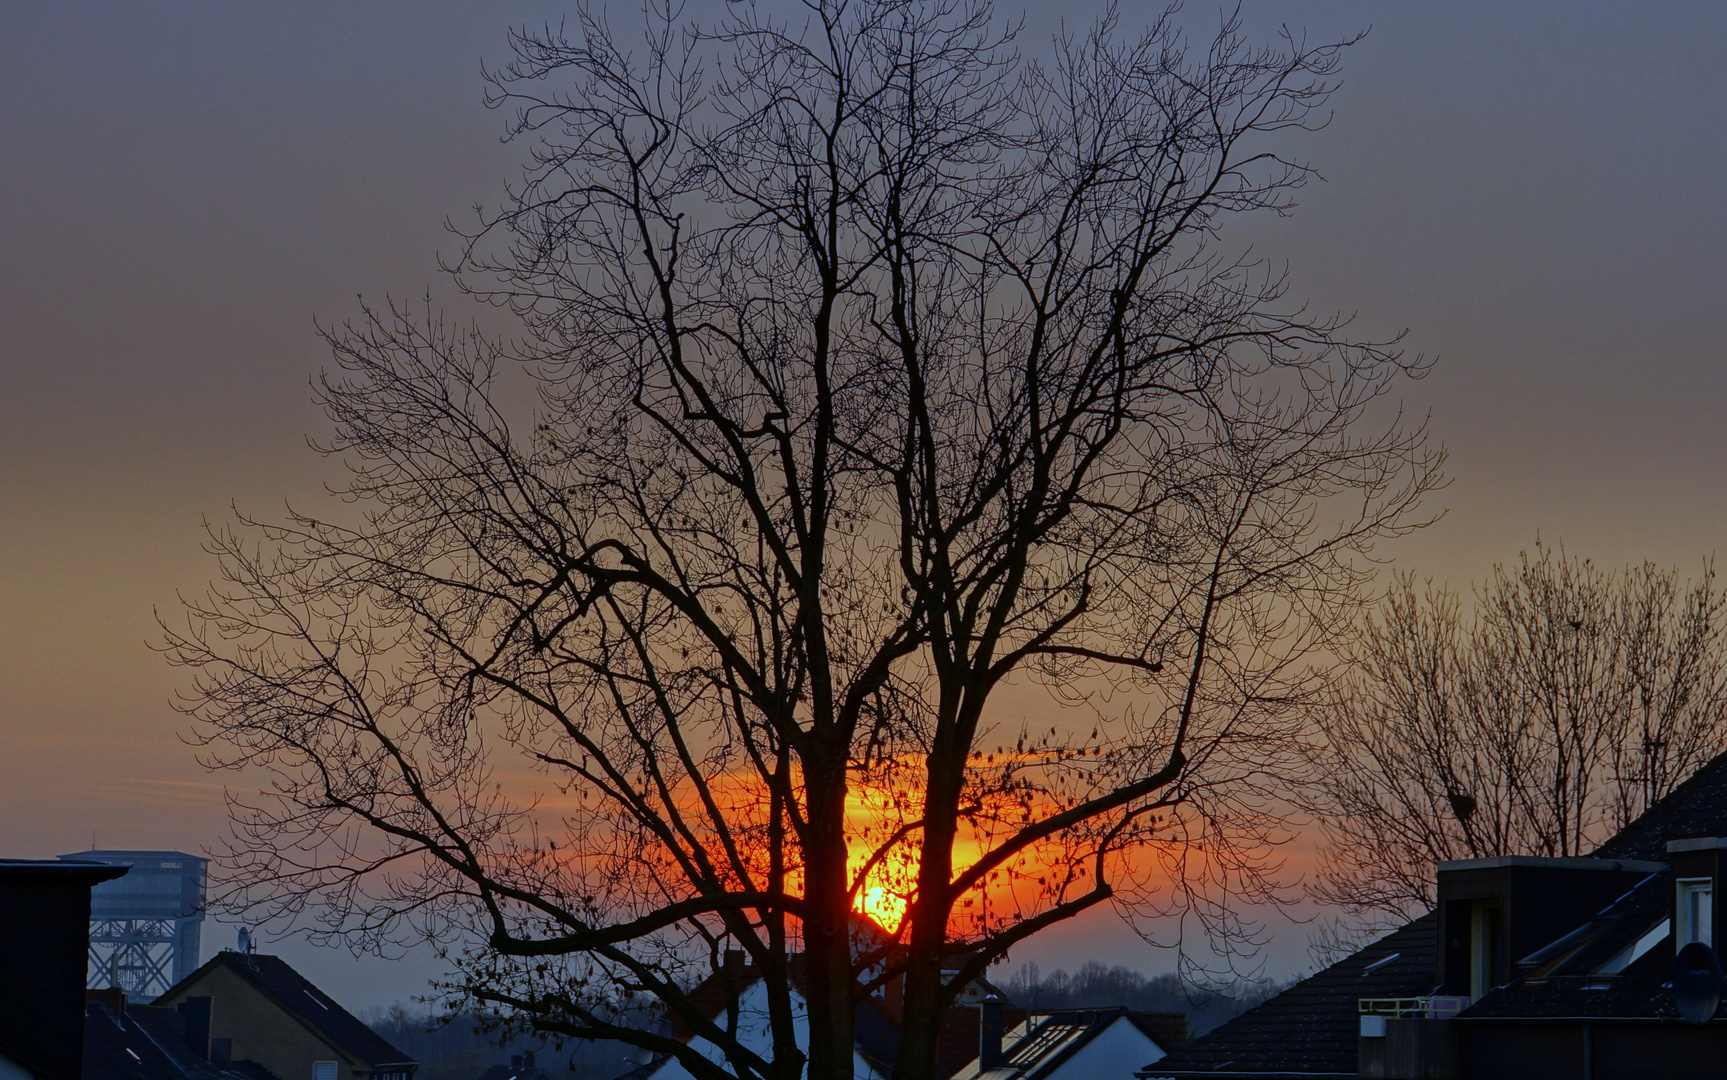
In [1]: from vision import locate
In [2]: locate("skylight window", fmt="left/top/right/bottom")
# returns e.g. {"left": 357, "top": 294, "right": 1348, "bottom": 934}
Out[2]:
{"left": 1596, "top": 917, "right": 1671, "bottom": 975}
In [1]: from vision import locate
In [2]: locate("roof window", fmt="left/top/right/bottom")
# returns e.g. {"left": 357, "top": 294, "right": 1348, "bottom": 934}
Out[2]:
{"left": 1596, "top": 918, "right": 1670, "bottom": 975}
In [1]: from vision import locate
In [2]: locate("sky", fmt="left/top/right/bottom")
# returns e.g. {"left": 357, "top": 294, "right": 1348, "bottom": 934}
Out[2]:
{"left": 2, "top": 0, "right": 1725, "bottom": 1011}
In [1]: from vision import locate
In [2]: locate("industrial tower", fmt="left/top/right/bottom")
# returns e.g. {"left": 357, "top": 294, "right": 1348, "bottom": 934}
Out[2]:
{"left": 56, "top": 850, "right": 206, "bottom": 998}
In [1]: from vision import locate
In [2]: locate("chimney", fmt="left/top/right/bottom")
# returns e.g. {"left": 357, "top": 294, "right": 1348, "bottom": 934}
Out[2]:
{"left": 723, "top": 949, "right": 748, "bottom": 978}
{"left": 523, "top": 1053, "right": 535, "bottom": 1069}
{"left": 179, "top": 997, "right": 212, "bottom": 1060}
{"left": 882, "top": 971, "right": 904, "bottom": 1022}
{"left": 85, "top": 988, "right": 127, "bottom": 1017}
{"left": 979, "top": 994, "right": 1004, "bottom": 1071}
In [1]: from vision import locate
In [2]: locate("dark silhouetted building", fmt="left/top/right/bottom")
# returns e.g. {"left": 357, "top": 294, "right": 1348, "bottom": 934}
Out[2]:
{"left": 0, "top": 859, "right": 129, "bottom": 1080}
{"left": 57, "top": 852, "right": 208, "bottom": 999}
{"left": 1141, "top": 750, "right": 1727, "bottom": 1080}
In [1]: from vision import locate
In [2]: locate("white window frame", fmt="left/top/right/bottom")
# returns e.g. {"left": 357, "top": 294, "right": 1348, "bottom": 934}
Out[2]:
{"left": 1677, "top": 878, "right": 1714, "bottom": 947}
{"left": 1469, "top": 900, "right": 1502, "bottom": 1001}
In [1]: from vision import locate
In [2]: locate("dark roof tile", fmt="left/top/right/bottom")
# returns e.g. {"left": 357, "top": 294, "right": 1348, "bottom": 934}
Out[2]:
{"left": 82, "top": 1002, "right": 273, "bottom": 1080}
{"left": 1138, "top": 914, "right": 1437, "bottom": 1077}
{"left": 1594, "top": 751, "right": 1727, "bottom": 861}
{"left": 1137, "top": 748, "right": 1727, "bottom": 1075}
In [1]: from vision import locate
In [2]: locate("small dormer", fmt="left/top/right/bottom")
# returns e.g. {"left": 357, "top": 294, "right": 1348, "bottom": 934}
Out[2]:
{"left": 1434, "top": 856, "right": 1663, "bottom": 1000}
{"left": 1666, "top": 838, "right": 1726, "bottom": 953}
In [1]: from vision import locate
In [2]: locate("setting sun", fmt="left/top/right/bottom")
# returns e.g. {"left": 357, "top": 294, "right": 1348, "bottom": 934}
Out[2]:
{"left": 855, "top": 883, "right": 908, "bottom": 931}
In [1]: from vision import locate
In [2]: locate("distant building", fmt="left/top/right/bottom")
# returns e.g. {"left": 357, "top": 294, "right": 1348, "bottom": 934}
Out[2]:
{"left": 633, "top": 949, "right": 1181, "bottom": 1080}
{"left": 638, "top": 950, "right": 899, "bottom": 1080}
{"left": 0, "top": 859, "right": 129, "bottom": 1080}
{"left": 154, "top": 951, "right": 415, "bottom": 1080}
{"left": 922, "top": 977, "right": 1023, "bottom": 1079}
{"left": 470, "top": 1054, "right": 555, "bottom": 1080}
{"left": 55, "top": 851, "right": 207, "bottom": 998}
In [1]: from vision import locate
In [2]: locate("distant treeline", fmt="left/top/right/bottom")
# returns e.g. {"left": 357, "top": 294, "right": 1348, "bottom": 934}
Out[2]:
{"left": 998, "top": 961, "right": 1288, "bottom": 1036}
{"left": 363, "top": 961, "right": 1284, "bottom": 1080}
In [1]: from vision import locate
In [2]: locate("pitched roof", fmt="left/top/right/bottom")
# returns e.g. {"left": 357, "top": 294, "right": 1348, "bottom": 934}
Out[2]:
{"left": 1138, "top": 914, "right": 1437, "bottom": 1079}
{"left": 1593, "top": 751, "right": 1727, "bottom": 861}
{"left": 1125, "top": 747, "right": 1727, "bottom": 1076}
{"left": 82, "top": 1002, "right": 278, "bottom": 1080}
{"left": 666, "top": 958, "right": 762, "bottom": 1044}
{"left": 158, "top": 954, "right": 413, "bottom": 1069}
{"left": 851, "top": 995, "right": 902, "bottom": 1073}
{"left": 950, "top": 1009, "right": 1170, "bottom": 1080}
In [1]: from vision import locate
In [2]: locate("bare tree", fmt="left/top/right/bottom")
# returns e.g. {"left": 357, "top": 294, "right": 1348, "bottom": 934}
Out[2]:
{"left": 1313, "top": 542, "right": 1727, "bottom": 923}
{"left": 163, "top": 5, "right": 1437, "bottom": 1080}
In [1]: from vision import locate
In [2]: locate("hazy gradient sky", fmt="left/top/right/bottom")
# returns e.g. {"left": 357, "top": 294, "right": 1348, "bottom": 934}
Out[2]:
{"left": 3, "top": 1, "right": 1725, "bottom": 1009}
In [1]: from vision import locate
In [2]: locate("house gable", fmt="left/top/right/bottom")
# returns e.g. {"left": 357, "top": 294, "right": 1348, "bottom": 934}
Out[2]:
{"left": 950, "top": 1009, "right": 1169, "bottom": 1080}
{"left": 155, "top": 956, "right": 410, "bottom": 1080}
{"left": 159, "top": 963, "right": 359, "bottom": 1080}
{"left": 648, "top": 979, "right": 888, "bottom": 1080}
{"left": 1038, "top": 1015, "right": 1166, "bottom": 1078}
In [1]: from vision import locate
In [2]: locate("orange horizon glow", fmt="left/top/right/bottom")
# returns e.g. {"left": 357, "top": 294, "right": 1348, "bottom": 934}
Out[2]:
{"left": 522, "top": 753, "right": 1179, "bottom": 939}
{"left": 841, "top": 762, "right": 1087, "bottom": 936}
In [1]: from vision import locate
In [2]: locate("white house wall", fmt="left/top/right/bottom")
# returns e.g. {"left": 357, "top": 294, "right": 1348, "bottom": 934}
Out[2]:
{"left": 648, "top": 981, "right": 888, "bottom": 1080}
{"left": 1045, "top": 1017, "right": 1166, "bottom": 1077}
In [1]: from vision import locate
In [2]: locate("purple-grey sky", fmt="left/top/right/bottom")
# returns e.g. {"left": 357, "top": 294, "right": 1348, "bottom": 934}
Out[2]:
{"left": 2, "top": 1, "right": 1724, "bottom": 1009}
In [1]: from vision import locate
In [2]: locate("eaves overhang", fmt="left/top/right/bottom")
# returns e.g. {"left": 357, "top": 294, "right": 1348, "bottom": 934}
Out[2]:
{"left": 1435, "top": 856, "right": 1666, "bottom": 874}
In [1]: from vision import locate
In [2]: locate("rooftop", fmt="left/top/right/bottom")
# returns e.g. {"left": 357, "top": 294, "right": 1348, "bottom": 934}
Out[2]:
{"left": 1138, "top": 914, "right": 1436, "bottom": 1079}
{"left": 951, "top": 1009, "right": 1173, "bottom": 1080}
{"left": 159, "top": 954, "right": 413, "bottom": 1069}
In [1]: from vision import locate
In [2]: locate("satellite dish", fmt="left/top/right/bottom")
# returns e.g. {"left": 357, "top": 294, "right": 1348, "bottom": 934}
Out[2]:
{"left": 1672, "top": 941, "right": 1722, "bottom": 1025}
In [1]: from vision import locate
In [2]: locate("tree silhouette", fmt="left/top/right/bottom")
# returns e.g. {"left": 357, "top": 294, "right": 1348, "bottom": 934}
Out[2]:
{"left": 1314, "top": 543, "right": 1727, "bottom": 923}
{"left": 163, "top": 4, "right": 1438, "bottom": 1080}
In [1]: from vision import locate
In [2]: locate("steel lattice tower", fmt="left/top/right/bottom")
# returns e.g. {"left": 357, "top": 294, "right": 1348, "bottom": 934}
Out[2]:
{"left": 57, "top": 850, "right": 206, "bottom": 999}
